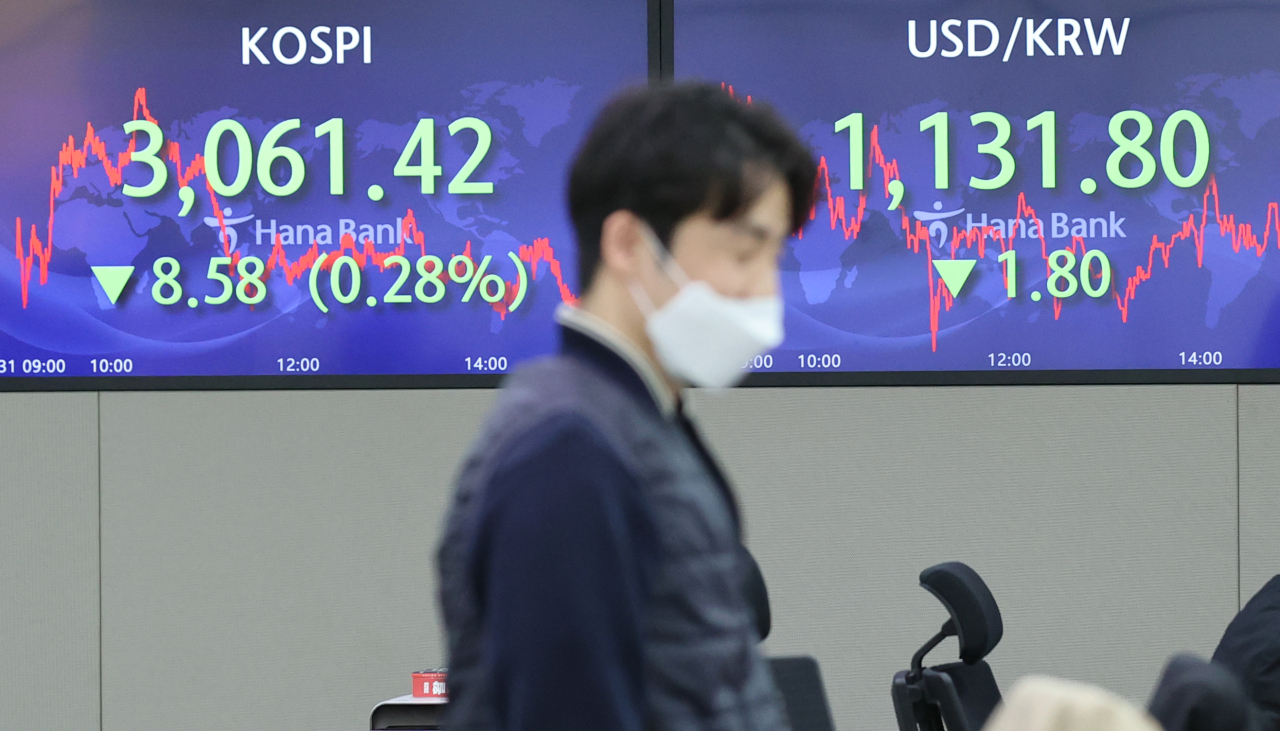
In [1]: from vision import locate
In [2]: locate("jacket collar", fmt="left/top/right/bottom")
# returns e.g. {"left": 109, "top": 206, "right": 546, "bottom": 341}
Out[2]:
{"left": 555, "top": 304, "right": 678, "bottom": 420}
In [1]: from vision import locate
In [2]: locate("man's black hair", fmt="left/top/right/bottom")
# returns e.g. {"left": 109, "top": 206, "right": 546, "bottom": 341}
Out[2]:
{"left": 567, "top": 81, "right": 818, "bottom": 289}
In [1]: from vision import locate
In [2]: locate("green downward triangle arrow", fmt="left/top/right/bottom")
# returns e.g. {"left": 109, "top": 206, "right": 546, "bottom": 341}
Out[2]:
{"left": 932, "top": 259, "right": 977, "bottom": 298}
{"left": 91, "top": 266, "right": 135, "bottom": 305}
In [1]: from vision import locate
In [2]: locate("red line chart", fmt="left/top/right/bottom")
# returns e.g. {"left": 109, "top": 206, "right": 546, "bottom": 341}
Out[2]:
{"left": 805, "top": 122, "right": 1280, "bottom": 351}
{"left": 725, "top": 76, "right": 1280, "bottom": 350}
{"left": 12, "top": 88, "right": 580, "bottom": 317}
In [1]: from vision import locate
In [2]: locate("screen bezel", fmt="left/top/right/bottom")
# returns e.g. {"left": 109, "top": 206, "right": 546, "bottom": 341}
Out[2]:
{"left": 4, "top": 0, "right": 1277, "bottom": 391}
{"left": 4, "top": 368, "right": 1280, "bottom": 392}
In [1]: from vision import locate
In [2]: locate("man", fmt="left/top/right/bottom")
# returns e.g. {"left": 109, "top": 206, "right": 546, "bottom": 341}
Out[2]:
{"left": 1213, "top": 574, "right": 1280, "bottom": 730}
{"left": 436, "top": 82, "right": 817, "bottom": 731}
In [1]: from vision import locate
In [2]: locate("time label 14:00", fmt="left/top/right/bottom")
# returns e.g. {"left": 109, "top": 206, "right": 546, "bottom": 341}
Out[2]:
{"left": 834, "top": 108, "right": 1209, "bottom": 193}
{"left": 119, "top": 115, "right": 494, "bottom": 203}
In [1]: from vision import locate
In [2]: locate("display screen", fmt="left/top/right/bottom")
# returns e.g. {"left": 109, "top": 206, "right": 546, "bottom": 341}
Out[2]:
{"left": 678, "top": 0, "right": 1280, "bottom": 382}
{"left": 0, "top": 0, "right": 645, "bottom": 385}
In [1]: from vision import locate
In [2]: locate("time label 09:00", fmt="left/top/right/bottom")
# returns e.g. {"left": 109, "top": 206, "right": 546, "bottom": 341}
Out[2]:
{"left": 0, "top": 359, "right": 135, "bottom": 375}
{"left": 1, "top": 358, "right": 67, "bottom": 374}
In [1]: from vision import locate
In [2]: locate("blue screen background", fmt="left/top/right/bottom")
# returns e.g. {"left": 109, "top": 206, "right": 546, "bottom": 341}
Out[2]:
{"left": 8, "top": 0, "right": 1280, "bottom": 382}
{"left": 677, "top": 0, "right": 1280, "bottom": 374}
{"left": 0, "top": 0, "right": 647, "bottom": 378}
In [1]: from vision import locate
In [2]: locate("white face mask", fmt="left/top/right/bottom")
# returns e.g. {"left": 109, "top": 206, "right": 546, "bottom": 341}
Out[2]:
{"left": 630, "top": 226, "right": 784, "bottom": 389}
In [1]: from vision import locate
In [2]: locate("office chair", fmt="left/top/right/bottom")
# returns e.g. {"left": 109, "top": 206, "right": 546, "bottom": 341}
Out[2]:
{"left": 891, "top": 562, "right": 1004, "bottom": 731}
{"left": 771, "top": 656, "right": 837, "bottom": 731}
{"left": 740, "top": 545, "right": 836, "bottom": 731}
{"left": 1147, "top": 653, "right": 1261, "bottom": 731}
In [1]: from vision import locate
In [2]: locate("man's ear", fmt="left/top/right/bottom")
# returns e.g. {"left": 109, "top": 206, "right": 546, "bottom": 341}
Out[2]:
{"left": 598, "top": 210, "right": 646, "bottom": 279}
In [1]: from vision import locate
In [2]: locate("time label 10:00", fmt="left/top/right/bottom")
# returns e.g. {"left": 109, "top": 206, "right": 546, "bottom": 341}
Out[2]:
{"left": 118, "top": 115, "right": 494, "bottom": 201}
{"left": 834, "top": 108, "right": 1209, "bottom": 193}
{"left": 0, "top": 358, "right": 131, "bottom": 375}
{"left": 464, "top": 356, "right": 509, "bottom": 372}
{"left": 740, "top": 354, "right": 842, "bottom": 370}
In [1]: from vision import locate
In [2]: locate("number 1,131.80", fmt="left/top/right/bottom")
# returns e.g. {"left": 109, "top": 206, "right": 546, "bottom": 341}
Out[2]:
{"left": 834, "top": 108, "right": 1209, "bottom": 192}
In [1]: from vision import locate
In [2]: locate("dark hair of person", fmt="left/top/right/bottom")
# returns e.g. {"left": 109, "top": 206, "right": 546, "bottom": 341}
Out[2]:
{"left": 567, "top": 81, "right": 818, "bottom": 289}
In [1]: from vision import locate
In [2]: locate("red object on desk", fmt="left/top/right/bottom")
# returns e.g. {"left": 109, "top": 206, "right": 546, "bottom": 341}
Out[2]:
{"left": 411, "top": 669, "right": 448, "bottom": 699}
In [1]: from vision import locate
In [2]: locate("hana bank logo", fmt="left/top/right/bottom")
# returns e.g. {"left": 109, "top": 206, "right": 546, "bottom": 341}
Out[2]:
{"left": 203, "top": 208, "right": 255, "bottom": 248}
{"left": 913, "top": 201, "right": 965, "bottom": 248}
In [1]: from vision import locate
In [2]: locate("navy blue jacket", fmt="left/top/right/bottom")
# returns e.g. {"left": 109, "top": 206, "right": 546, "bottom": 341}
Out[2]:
{"left": 452, "top": 324, "right": 748, "bottom": 731}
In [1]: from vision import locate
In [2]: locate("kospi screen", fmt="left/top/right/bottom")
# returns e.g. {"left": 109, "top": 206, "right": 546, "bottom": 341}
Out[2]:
{"left": 0, "top": 0, "right": 646, "bottom": 386}
{"left": 677, "top": 0, "right": 1280, "bottom": 384}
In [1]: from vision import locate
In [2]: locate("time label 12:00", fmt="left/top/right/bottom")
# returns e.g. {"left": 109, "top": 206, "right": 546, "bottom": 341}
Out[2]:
{"left": 2, "top": 359, "right": 127, "bottom": 375}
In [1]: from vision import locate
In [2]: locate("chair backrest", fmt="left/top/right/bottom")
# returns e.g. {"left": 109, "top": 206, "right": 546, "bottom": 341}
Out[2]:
{"left": 892, "top": 662, "right": 1001, "bottom": 731}
{"left": 1148, "top": 653, "right": 1260, "bottom": 731}
{"left": 1213, "top": 575, "right": 1280, "bottom": 731}
{"left": 926, "top": 662, "right": 1003, "bottom": 731}
{"left": 771, "top": 656, "right": 837, "bottom": 731}
{"left": 892, "top": 562, "right": 1004, "bottom": 731}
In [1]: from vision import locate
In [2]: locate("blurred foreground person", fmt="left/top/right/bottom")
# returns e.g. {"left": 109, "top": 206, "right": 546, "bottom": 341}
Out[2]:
{"left": 984, "top": 676, "right": 1163, "bottom": 731}
{"left": 1148, "top": 653, "right": 1261, "bottom": 731}
{"left": 436, "top": 82, "right": 817, "bottom": 731}
{"left": 1214, "top": 575, "right": 1280, "bottom": 731}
